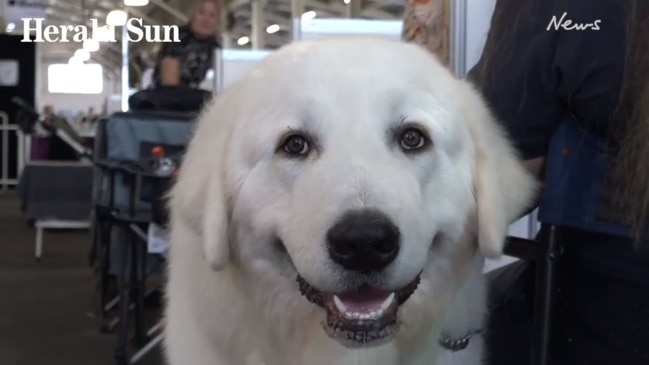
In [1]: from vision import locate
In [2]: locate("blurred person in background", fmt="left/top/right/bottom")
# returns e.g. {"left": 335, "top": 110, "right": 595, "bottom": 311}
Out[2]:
{"left": 468, "top": 0, "right": 649, "bottom": 364}
{"left": 151, "top": 0, "right": 223, "bottom": 89}
{"left": 42, "top": 105, "right": 55, "bottom": 128}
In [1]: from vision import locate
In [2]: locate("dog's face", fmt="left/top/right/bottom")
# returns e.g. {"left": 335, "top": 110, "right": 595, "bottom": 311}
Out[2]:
{"left": 171, "top": 38, "right": 535, "bottom": 348}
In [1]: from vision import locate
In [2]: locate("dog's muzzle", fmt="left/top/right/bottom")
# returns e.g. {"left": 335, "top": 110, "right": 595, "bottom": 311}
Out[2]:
{"left": 297, "top": 274, "right": 421, "bottom": 347}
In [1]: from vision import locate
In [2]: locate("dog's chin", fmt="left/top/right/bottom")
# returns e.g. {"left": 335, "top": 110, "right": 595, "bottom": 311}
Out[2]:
{"left": 296, "top": 274, "right": 421, "bottom": 348}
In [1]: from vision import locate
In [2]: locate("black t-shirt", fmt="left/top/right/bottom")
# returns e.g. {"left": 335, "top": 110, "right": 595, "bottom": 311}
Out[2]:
{"left": 152, "top": 25, "right": 221, "bottom": 89}
{"left": 469, "top": 0, "right": 649, "bottom": 283}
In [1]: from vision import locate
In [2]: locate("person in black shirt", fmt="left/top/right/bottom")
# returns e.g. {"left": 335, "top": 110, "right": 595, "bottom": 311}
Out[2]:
{"left": 152, "top": 0, "right": 222, "bottom": 89}
{"left": 468, "top": 1, "right": 649, "bottom": 364}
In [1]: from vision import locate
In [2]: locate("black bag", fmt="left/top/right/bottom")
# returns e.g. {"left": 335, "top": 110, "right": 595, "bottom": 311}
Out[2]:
{"left": 128, "top": 86, "right": 212, "bottom": 113}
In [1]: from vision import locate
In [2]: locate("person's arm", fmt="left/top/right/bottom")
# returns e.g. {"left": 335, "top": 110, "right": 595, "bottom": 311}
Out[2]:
{"left": 467, "top": 0, "right": 564, "bottom": 213}
{"left": 159, "top": 57, "right": 182, "bottom": 86}
{"left": 469, "top": 11, "right": 559, "bottom": 181}
{"left": 523, "top": 157, "right": 545, "bottom": 181}
{"left": 155, "top": 41, "right": 185, "bottom": 86}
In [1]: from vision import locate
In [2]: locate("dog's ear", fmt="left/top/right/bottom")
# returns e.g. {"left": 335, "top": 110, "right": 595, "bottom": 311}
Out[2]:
{"left": 169, "top": 96, "right": 233, "bottom": 271}
{"left": 464, "top": 84, "right": 538, "bottom": 258}
{"left": 201, "top": 163, "right": 231, "bottom": 270}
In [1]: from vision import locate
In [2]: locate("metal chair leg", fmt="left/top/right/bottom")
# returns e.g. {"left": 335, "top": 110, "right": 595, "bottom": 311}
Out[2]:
{"left": 133, "top": 228, "right": 148, "bottom": 347}
{"left": 35, "top": 224, "right": 44, "bottom": 262}
{"left": 115, "top": 229, "right": 133, "bottom": 365}
{"left": 129, "top": 332, "right": 164, "bottom": 364}
{"left": 531, "top": 225, "right": 562, "bottom": 365}
{"left": 100, "top": 222, "right": 113, "bottom": 296}
{"left": 89, "top": 218, "right": 99, "bottom": 267}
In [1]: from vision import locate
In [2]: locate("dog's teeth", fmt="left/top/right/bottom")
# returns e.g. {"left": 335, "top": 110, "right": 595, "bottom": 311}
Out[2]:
{"left": 333, "top": 295, "right": 348, "bottom": 313}
{"left": 332, "top": 292, "right": 397, "bottom": 322}
{"left": 379, "top": 293, "right": 395, "bottom": 312}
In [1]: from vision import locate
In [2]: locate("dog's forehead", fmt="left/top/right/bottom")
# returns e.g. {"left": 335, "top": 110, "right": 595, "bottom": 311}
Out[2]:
{"left": 225, "top": 38, "right": 471, "bottom": 157}
{"left": 240, "top": 38, "right": 464, "bottom": 123}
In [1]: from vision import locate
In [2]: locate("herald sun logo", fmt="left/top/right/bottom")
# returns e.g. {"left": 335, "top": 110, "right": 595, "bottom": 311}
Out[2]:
{"left": 20, "top": 18, "right": 180, "bottom": 43}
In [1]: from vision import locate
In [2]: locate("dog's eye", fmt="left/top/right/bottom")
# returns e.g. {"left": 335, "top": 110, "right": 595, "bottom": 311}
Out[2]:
{"left": 400, "top": 129, "right": 426, "bottom": 150}
{"left": 282, "top": 135, "right": 310, "bottom": 155}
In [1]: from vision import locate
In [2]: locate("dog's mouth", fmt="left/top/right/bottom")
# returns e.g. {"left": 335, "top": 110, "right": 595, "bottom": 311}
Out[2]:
{"left": 297, "top": 274, "right": 421, "bottom": 347}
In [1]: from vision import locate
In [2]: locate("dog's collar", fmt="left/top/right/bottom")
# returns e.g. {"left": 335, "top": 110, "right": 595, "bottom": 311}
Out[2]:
{"left": 438, "top": 329, "right": 483, "bottom": 352}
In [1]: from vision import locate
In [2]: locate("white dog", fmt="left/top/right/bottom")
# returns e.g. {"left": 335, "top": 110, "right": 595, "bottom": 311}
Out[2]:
{"left": 164, "top": 37, "right": 536, "bottom": 365}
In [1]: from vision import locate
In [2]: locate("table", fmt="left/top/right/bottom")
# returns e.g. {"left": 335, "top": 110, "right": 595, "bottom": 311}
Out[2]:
{"left": 17, "top": 161, "right": 94, "bottom": 260}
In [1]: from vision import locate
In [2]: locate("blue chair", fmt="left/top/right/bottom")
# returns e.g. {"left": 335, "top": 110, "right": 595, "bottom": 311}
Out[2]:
{"left": 90, "top": 110, "right": 197, "bottom": 365}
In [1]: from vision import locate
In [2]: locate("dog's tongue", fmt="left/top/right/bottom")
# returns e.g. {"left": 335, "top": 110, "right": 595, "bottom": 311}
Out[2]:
{"left": 335, "top": 285, "right": 394, "bottom": 313}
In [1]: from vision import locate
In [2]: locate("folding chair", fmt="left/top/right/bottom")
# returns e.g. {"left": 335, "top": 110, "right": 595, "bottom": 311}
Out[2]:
{"left": 89, "top": 110, "right": 196, "bottom": 365}
{"left": 503, "top": 226, "right": 562, "bottom": 365}
{"left": 110, "top": 161, "right": 176, "bottom": 365}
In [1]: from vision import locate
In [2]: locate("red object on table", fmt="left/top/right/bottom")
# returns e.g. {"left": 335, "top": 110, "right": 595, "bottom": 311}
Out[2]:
{"left": 151, "top": 146, "right": 165, "bottom": 158}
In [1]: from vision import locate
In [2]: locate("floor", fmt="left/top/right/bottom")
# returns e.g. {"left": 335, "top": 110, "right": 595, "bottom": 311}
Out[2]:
{"left": 0, "top": 182, "right": 528, "bottom": 365}
{"left": 0, "top": 190, "right": 163, "bottom": 365}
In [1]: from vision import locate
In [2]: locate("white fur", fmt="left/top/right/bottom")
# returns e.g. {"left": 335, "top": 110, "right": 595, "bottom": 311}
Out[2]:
{"left": 164, "top": 37, "right": 537, "bottom": 365}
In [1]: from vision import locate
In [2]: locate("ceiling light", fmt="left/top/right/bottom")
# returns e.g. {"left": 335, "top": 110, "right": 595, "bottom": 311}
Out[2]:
{"left": 83, "top": 39, "right": 100, "bottom": 52}
{"left": 75, "top": 49, "right": 91, "bottom": 62}
{"left": 124, "top": 0, "right": 149, "bottom": 6}
{"left": 6, "top": 23, "right": 15, "bottom": 32}
{"left": 106, "top": 10, "right": 128, "bottom": 26}
{"left": 301, "top": 11, "right": 316, "bottom": 20}
{"left": 344, "top": 0, "right": 350, "bottom": 4}
{"left": 266, "top": 24, "right": 280, "bottom": 34}
{"left": 237, "top": 36, "right": 250, "bottom": 45}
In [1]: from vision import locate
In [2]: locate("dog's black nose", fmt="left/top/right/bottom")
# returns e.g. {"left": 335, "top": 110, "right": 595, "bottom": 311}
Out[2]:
{"left": 326, "top": 209, "right": 400, "bottom": 273}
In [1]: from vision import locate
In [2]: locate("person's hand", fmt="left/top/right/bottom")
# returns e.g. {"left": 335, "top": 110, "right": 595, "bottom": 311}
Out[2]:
{"left": 160, "top": 57, "right": 181, "bottom": 86}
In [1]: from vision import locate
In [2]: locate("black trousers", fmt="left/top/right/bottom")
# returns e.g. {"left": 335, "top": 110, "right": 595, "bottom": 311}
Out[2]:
{"left": 485, "top": 252, "right": 649, "bottom": 365}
